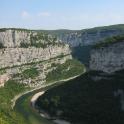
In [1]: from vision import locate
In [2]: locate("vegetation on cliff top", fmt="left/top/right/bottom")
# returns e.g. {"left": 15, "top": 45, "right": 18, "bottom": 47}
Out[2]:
{"left": 0, "top": 30, "right": 65, "bottom": 49}
{"left": 0, "top": 28, "right": 31, "bottom": 32}
{"left": 94, "top": 35, "right": 124, "bottom": 48}
{"left": 20, "top": 32, "right": 64, "bottom": 48}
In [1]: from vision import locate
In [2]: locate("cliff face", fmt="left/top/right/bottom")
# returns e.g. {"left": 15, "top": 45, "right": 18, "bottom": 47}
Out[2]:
{"left": 0, "top": 30, "right": 31, "bottom": 47}
{"left": 44, "top": 24, "right": 124, "bottom": 47}
{"left": 0, "top": 29, "right": 72, "bottom": 87}
{"left": 0, "top": 46, "right": 70, "bottom": 68}
{"left": 56, "top": 29, "right": 124, "bottom": 47}
{"left": 41, "top": 25, "right": 124, "bottom": 65}
{"left": 90, "top": 41, "right": 124, "bottom": 73}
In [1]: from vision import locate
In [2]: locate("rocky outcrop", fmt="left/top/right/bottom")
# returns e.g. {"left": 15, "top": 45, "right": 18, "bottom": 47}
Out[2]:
{"left": 0, "top": 74, "right": 10, "bottom": 87}
{"left": 6, "top": 54, "right": 72, "bottom": 87}
{"left": 56, "top": 29, "right": 124, "bottom": 47}
{"left": 0, "top": 29, "right": 31, "bottom": 47}
{"left": 90, "top": 41, "right": 124, "bottom": 73}
{"left": 0, "top": 45, "right": 70, "bottom": 69}
{"left": 0, "top": 29, "right": 72, "bottom": 87}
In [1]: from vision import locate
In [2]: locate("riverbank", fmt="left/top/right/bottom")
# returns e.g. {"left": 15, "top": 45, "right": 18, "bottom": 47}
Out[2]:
{"left": 53, "top": 120, "right": 71, "bottom": 124}
{"left": 31, "top": 91, "right": 71, "bottom": 124}
{"left": 29, "top": 73, "right": 88, "bottom": 124}
{"left": 31, "top": 91, "right": 45, "bottom": 107}
{"left": 11, "top": 73, "right": 83, "bottom": 109}
{"left": 31, "top": 90, "right": 71, "bottom": 124}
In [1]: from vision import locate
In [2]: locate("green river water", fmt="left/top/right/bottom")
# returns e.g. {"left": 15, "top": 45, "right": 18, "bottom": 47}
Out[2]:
{"left": 14, "top": 85, "right": 56, "bottom": 124}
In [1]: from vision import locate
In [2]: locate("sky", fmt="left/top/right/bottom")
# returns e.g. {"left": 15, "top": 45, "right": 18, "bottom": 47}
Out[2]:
{"left": 0, "top": 0, "right": 124, "bottom": 30}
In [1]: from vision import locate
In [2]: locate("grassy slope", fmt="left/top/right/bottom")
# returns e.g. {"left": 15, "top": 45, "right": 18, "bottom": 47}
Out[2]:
{"left": 46, "top": 59, "right": 85, "bottom": 83}
{"left": 36, "top": 70, "right": 124, "bottom": 124}
{"left": 0, "top": 80, "right": 29, "bottom": 124}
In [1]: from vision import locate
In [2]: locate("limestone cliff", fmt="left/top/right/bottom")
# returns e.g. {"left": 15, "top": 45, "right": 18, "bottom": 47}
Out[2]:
{"left": 0, "top": 29, "right": 31, "bottom": 47}
{"left": 57, "top": 29, "right": 124, "bottom": 47}
{"left": 42, "top": 24, "right": 124, "bottom": 47}
{"left": 0, "top": 46, "right": 70, "bottom": 68}
{"left": 0, "top": 29, "right": 72, "bottom": 87}
{"left": 90, "top": 41, "right": 124, "bottom": 73}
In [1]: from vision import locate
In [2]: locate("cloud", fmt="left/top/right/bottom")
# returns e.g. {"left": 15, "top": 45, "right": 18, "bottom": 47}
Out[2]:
{"left": 37, "top": 12, "right": 51, "bottom": 17}
{"left": 21, "top": 11, "right": 30, "bottom": 19}
{"left": 21, "top": 11, "right": 51, "bottom": 20}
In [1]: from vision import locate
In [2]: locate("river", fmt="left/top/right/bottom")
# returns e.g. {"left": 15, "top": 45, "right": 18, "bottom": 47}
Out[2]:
{"left": 14, "top": 85, "right": 56, "bottom": 124}
{"left": 14, "top": 74, "right": 83, "bottom": 124}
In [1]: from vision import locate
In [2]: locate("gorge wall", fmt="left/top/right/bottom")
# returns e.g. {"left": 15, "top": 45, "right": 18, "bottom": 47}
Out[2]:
{"left": 44, "top": 24, "right": 124, "bottom": 47}
{"left": 90, "top": 41, "right": 124, "bottom": 73}
{"left": 0, "top": 46, "right": 70, "bottom": 68}
{"left": 0, "top": 29, "right": 72, "bottom": 87}
{"left": 0, "top": 29, "right": 31, "bottom": 47}
{"left": 41, "top": 24, "right": 124, "bottom": 65}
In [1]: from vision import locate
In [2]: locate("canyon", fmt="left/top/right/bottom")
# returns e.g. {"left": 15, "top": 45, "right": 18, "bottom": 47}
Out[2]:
{"left": 1, "top": 25, "right": 124, "bottom": 124}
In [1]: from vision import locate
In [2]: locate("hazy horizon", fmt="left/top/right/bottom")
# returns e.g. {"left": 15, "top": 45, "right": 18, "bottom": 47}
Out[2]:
{"left": 0, "top": 23, "right": 124, "bottom": 31}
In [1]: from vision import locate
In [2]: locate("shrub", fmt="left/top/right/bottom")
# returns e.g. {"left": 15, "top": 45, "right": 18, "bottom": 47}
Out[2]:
{"left": 20, "top": 42, "right": 30, "bottom": 48}
{"left": 46, "top": 59, "right": 85, "bottom": 82}
{"left": 94, "top": 35, "right": 124, "bottom": 48}
{"left": 0, "top": 42, "right": 4, "bottom": 48}
{"left": 22, "top": 67, "right": 39, "bottom": 79}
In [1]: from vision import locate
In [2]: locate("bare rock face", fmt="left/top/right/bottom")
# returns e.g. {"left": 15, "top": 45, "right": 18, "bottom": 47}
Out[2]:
{"left": 59, "top": 30, "right": 124, "bottom": 47}
{"left": 0, "top": 45, "right": 70, "bottom": 68}
{"left": 0, "top": 29, "right": 71, "bottom": 69}
{"left": 0, "top": 74, "right": 10, "bottom": 87}
{"left": 46, "top": 25, "right": 124, "bottom": 47}
{"left": 0, "top": 29, "right": 72, "bottom": 87}
{"left": 0, "top": 30, "right": 31, "bottom": 47}
{"left": 90, "top": 42, "right": 124, "bottom": 73}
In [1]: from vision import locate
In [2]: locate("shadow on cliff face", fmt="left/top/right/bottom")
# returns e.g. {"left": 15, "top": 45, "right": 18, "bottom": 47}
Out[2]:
{"left": 36, "top": 70, "right": 124, "bottom": 124}
{"left": 71, "top": 45, "right": 92, "bottom": 67}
